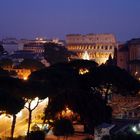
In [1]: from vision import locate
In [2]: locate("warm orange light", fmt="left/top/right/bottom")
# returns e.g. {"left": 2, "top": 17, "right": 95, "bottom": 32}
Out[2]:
{"left": 23, "top": 76, "right": 28, "bottom": 81}
{"left": 17, "top": 69, "right": 31, "bottom": 80}
{"left": 79, "top": 68, "right": 89, "bottom": 75}
{"left": 61, "top": 107, "right": 73, "bottom": 118}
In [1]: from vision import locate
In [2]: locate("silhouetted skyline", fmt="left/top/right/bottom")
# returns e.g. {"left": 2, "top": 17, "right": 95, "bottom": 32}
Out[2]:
{"left": 0, "top": 0, "right": 140, "bottom": 42}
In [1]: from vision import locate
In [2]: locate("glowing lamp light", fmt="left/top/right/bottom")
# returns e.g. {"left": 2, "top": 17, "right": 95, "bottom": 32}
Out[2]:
{"left": 132, "top": 125, "right": 140, "bottom": 135}
{"left": 82, "top": 51, "right": 90, "bottom": 60}
{"left": 39, "top": 38, "right": 43, "bottom": 41}
{"left": 23, "top": 76, "right": 28, "bottom": 81}
{"left": 135, "top": 71, "right": 138, "bottom": 76}
{"left": 79, "top": 68, "right": 89, "bottom": 75}
{"left": 132, "top": 126, "right": 137, "bottom": 132}
{"left": 61, "top": 107, "right": 73, "bottom": 118}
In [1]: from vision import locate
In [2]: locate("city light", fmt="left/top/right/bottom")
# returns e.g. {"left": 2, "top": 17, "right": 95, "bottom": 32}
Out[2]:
{"left": 132, "top": 126, "right": 137, "bottom": 132}
{"left": 82, "top": 51, "right": 90, "bottom": 60}
{"left": 132, "top": 125, "right": 140, "bottom": 134}
{"left": 79, "top": 68, "right": 89, "bottom": 75}
{"left": 23, "top": 76, "right": 28, "bottom": 81}
{"left": 135, "top": 71, "right": 138, "bottom": 76}
{"left": 61, "top": 107, "right": 73, "bottom": 118}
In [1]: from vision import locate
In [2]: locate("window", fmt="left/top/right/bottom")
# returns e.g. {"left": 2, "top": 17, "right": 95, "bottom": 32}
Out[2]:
{"left": 105, "top": 46, "right": 108, "bottom": 50}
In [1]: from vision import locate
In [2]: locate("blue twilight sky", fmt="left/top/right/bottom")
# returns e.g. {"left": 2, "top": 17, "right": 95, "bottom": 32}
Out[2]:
{"left": 0, "top": 0, "right": 140, "bottom": 42}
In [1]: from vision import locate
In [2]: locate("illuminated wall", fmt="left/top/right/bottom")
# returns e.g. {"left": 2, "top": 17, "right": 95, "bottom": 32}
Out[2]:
{"left": 66, "top": 34, "right": 117, "bottom": 64}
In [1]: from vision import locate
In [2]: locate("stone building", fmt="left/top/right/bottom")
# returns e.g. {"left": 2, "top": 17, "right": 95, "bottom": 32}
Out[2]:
{"left": 23, "top": 42, "right": 45, "bottom": 54}
{"left": 110, "top": 94, "right": 140, "bottom": 119}
{"left": 128, "top": 38, "right": 140, "bottom": 79}
{"left": 117, "top": 38, "right": 140, "bottom": 79}
{"left": 66, "top": 34, "right": 117, "bottom": 64}
{"left": 117, "top": 44, "right": 129, "bottom": 71}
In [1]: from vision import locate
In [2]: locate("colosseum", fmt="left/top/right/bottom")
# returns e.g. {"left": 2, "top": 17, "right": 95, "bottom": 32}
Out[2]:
{"left": 66, "top": 34, "right": 117, "bottom": 64}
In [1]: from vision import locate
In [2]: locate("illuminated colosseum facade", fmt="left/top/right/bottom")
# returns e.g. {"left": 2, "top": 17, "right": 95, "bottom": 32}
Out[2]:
{"left": 66, "top": 34, "right": 117, "bottom": 64}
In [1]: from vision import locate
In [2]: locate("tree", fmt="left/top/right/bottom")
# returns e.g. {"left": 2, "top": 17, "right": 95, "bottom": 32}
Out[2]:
{"left": 44, "top": 42, "right": 75, "bottom": 65}
{"left": 0, "top": 69, "right": 48, "bottom": 139}
{"left": 29, "top": 60, "right": 140, "bottom": 136}
{"left": 105, "top": 54, "right": 116, "bottom": 66}
{"left": 0, "top": 90, "right": 25, "bottom": 140}
{"left": 0, "top": 68, "right": 10, "bottom": 77}
{"left": 0, "top": 44, "right": 5, "bottom": 54}
{"left": 85, "top": 65, "right": 140, "bottom": 103}
{"left": 53, "top": 118, "right": 74, "bottom": 140}
{"left": 29, "top": 61, "right": 112, "bottom": 135}
{"left": 0, "top": 58, "right": 13, "bottom": 69}
{"left": 18, "top": 59, "right": 45, "bottom": 71}
{"left": 0, "top": 76, "right": 22, "bottom": 94}
{"left": 28, "top": 62, "right": 79, "bottom": 131}
{"left": 0, "top": 74, "right": 47, "bottom": 139}
{"left": 68, "top": 59, "right": 98, "bottom": 75}
{"left": 19, "top": 79, "right": 48, "bottom": 138}
{"left": 0, "top": 44, "right": 4, "bottom": 51}
{"left": 0, "top": 77, "right": 26, "bottom": 139}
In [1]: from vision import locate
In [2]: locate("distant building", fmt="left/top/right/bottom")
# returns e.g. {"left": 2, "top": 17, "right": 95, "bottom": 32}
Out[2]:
{"left": 22, "top": 38, "right": 64, "bottom": 55}
{"left": 2, "top": 38, "right": 19, "bottom": 54}
{"left": 23, "top": 42, "right": 45, "bottom": 54}
{"left": 110, "top": 94, "right": 140, "bottom": 119}
{"left": 10, "top": 50, "right": 41, "bottom": 62}
{"left": 2, "top": 38, "right": 18, "bottom": 44}
{"left": 128, "top": 38, "right": 140, "bottom": 79}
{"left": 117, "top": 44, "right": 129, "bottom": 71}
{"left": 66, "top": 34, "right": 117, "bottom": 64}
{"left": 117, "top": 38, "right": 140, "bottom": 79}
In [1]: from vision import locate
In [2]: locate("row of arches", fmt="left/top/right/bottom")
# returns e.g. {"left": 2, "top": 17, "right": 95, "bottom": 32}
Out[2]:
{"left": 68, "top": 45, "right": 113, "bottom": 51}
{"left": 78, "top": 52, "right": 112, "bottom": 59}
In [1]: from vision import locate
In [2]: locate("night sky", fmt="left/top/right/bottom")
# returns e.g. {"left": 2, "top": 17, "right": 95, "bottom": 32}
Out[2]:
{"left": 0, "top": 0, "right": 140, "bottom": 42}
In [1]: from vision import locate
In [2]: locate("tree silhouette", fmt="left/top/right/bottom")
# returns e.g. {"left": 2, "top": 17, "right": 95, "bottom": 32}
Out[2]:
{"left": 0, "top": 44, "right": 4, "bottom": 54}
{"left": 0, "top": 89, "right": 25, "bottom": 140}
{"left": 0, "top": 58, "right": 13, "bottom": 69}
{"left": 18, "top": 59, "right": 45, "bottom": 71}
{"left": 0, "top": 77, "right": 25, "bottom": 139}
{"left": 29, "top": 60, "right": 140, "bottom": 135}
{"left": 44, "top": 42, "right": 75, "bottom": 65}
{"left": 0, "top": 68, "right": 10, "bottom": 77}
{"left": 29, "top": 61, "right": 111, "bottom": 135}
{"left": 105, "top": 54, "right": 116, "bottom": 66}
{"left": 53, "top": 118, "right": 74, "bottom": 140}
{"left": 85, "top": 65, "right": 140, "bottom": 103}
{"left": 19, "top": 79, "right": 48, "bottom": 138}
